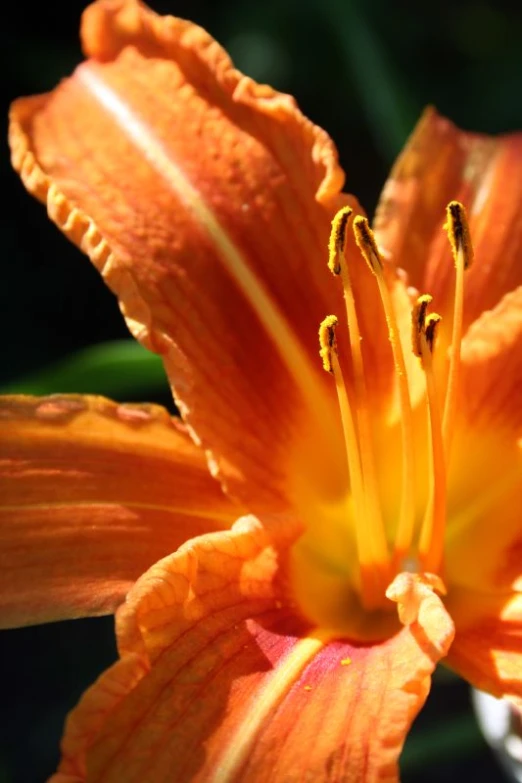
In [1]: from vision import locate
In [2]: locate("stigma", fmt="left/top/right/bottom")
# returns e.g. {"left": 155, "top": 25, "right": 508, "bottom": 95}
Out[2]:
{"left": 319, "top": 201, "right": 473, "bottom": 610}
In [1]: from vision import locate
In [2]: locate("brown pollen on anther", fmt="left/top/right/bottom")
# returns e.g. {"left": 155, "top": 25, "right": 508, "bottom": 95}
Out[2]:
{"left": 445, "top": 201, "right": 474, "bottom": 269}
{"left": 411, "top": 294, "right": 433, "bottom": 358}
{"left": 424, "top": 313, "right": 442, "bottom": 353}
{"left": 318, "top": 315, "right": 339, "bottom": 373}
{"left": 352, "top": 215, "right": 383, "bottom": 275}
{"left": 328, "top": 207, "right": 353, "bottom": 275}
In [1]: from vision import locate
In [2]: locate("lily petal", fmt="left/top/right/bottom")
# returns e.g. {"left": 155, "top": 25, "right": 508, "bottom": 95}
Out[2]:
{"left": 460, "top": 285, "right": 522, "bottom": 432}
{"left": 50, "top": 517, "right": 454, "bottom": 783}
{"left": 374, "top": 107, "right": 522, "bottom": 327}
{"left": 8, "top": 0, "right": 370, "bottom": 510}
{"left": 0, "top": 394, "right": 237, "bottom": 628}
{"left": 447, "top": 588, "right": 522, "bottom": 702}
{"left": 442, "top": 288, "right": 522, "bottom": 592}
{"left": 445, "top": 439, "right": 522, "bottom": 595}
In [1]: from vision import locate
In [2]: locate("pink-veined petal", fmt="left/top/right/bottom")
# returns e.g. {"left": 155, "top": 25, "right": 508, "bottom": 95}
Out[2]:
{"left": 50, "top": 517, "right": 454, "bottom": 783}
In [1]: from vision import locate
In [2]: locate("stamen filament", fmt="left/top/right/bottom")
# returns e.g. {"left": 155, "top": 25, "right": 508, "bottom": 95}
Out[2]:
{"left": 353, "top": 216, "right": 416, "bottom": 562}
{"left": 319, "top": 322, "right": 363, "bottom": 514}
{"left": 417, "top": 312, "right": 447, "bottom": 573}
{"left": 442, "top": 201, "right": 473, "bottom": 455}
{"left": 328, "top": 208, "right": 390, "bottom": 585}
{"left": 319, "top": 315, "right": 387, "bottom": 607}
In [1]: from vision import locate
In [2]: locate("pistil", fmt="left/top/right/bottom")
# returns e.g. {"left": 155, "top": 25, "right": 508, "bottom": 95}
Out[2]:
{"left": 352, "top": 216, "right": 416, "bottom": 564}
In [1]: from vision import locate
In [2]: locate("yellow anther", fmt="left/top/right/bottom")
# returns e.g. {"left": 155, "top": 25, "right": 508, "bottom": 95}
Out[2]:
{"left": 424, "top": 312, "right": 442, "bottom": 354}
{"left": 352, "top": 215, "right": 383, "bottom": 275}
{"left": 318, "top": 315, "right": 339, "bottom": 373}
{"left": 411, "top": 294, "right": 433, "bottom": 358}
{"left": 444, "top": 201, "right": 473, "bottom": 270}
{"left": 328, "top": 207, "right": 353, "bottom": 275}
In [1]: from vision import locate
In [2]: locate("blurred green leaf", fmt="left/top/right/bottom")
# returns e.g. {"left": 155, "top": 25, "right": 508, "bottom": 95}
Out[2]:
{"left": 1, "top": 341, "right": 168, "bottom": 398}
{"left": 322, "top": 0, "right": 416, "bottom": 162}
{"left": 401, "top": 713, "right": 484, "bottom": 773}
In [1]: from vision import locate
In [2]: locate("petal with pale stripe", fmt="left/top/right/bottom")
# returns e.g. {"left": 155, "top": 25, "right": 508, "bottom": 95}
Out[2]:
{"left": 50, "top": 517, "right": 454, "bottom": 783}
{"left": 0, "top": 394, "right": 237, "bottom": 628}
{"left": 9, "top": 0, "right": 357, "bottom": 510}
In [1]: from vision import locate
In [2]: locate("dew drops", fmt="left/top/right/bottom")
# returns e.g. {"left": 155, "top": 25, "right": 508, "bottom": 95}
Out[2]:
{"left": 115, "top": 404, "right": 152, "bottom": 423}
{"left": 35, "top": 398, "right": 86, "bottom": 420}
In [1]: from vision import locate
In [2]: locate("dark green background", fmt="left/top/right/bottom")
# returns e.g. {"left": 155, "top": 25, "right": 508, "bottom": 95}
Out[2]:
{"left": 2, "top": 0, "right": 521, "bottom": 780}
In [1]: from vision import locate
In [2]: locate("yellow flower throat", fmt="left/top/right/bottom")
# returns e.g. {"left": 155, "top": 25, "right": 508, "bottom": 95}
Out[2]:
{"left": 318, "top": 202, "right": 473, "bottom": 612}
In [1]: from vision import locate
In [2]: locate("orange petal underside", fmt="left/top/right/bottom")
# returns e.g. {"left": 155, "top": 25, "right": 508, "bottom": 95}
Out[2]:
{"left": 51, "top": 518, "right": 454, "bottom": 783}
{"left": 0, "top": 394, "right": 237, "bottom": 628}
{"left": 374, "top": 107, "right": 522, "bottom": 328}
{"left": 9, "top": 0, "right": 363, "bottom": 511}
{"left": 447, "top": 588, "right": 522, "bottom": 702}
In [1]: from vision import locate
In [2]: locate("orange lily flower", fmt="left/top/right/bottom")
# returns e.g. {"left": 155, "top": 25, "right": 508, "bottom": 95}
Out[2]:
{"left": 4, "top": 0, "right": 522, "bottom": 780}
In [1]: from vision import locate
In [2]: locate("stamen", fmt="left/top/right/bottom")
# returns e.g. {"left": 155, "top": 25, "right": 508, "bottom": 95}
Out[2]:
{"left": 413, "top": 301, "right": 446, "bottom": 573}
{"left": 318, "top": 314, "right": 338, "bottom": 374}
{"left": 318, "top": 319, "right": 365, "bottom": 534}
{"left": 352, "top": 215, "right": 382, "bottom": 274}
{"left": 442, "top": 201, "right": 473, "bottom": 454}
{"left": 353, "top": 216, "right": 416, "bottom": 561}
{"left": 424, "top": 312, "right": 442, "bottom": 354}
{"left": 327, "top": 209, "right": 390, "bottom": 601}
{"left": 318, "top": 315, "right": 386, "bottom": 608}
{"left": 328, "top": 207, "right": 353, "bottom": 275}
{"left": 411, "top": 294, "right": 433, "bottom": 358}
{"left": 445, "top": 201, "right": 473, "bottom": 270}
